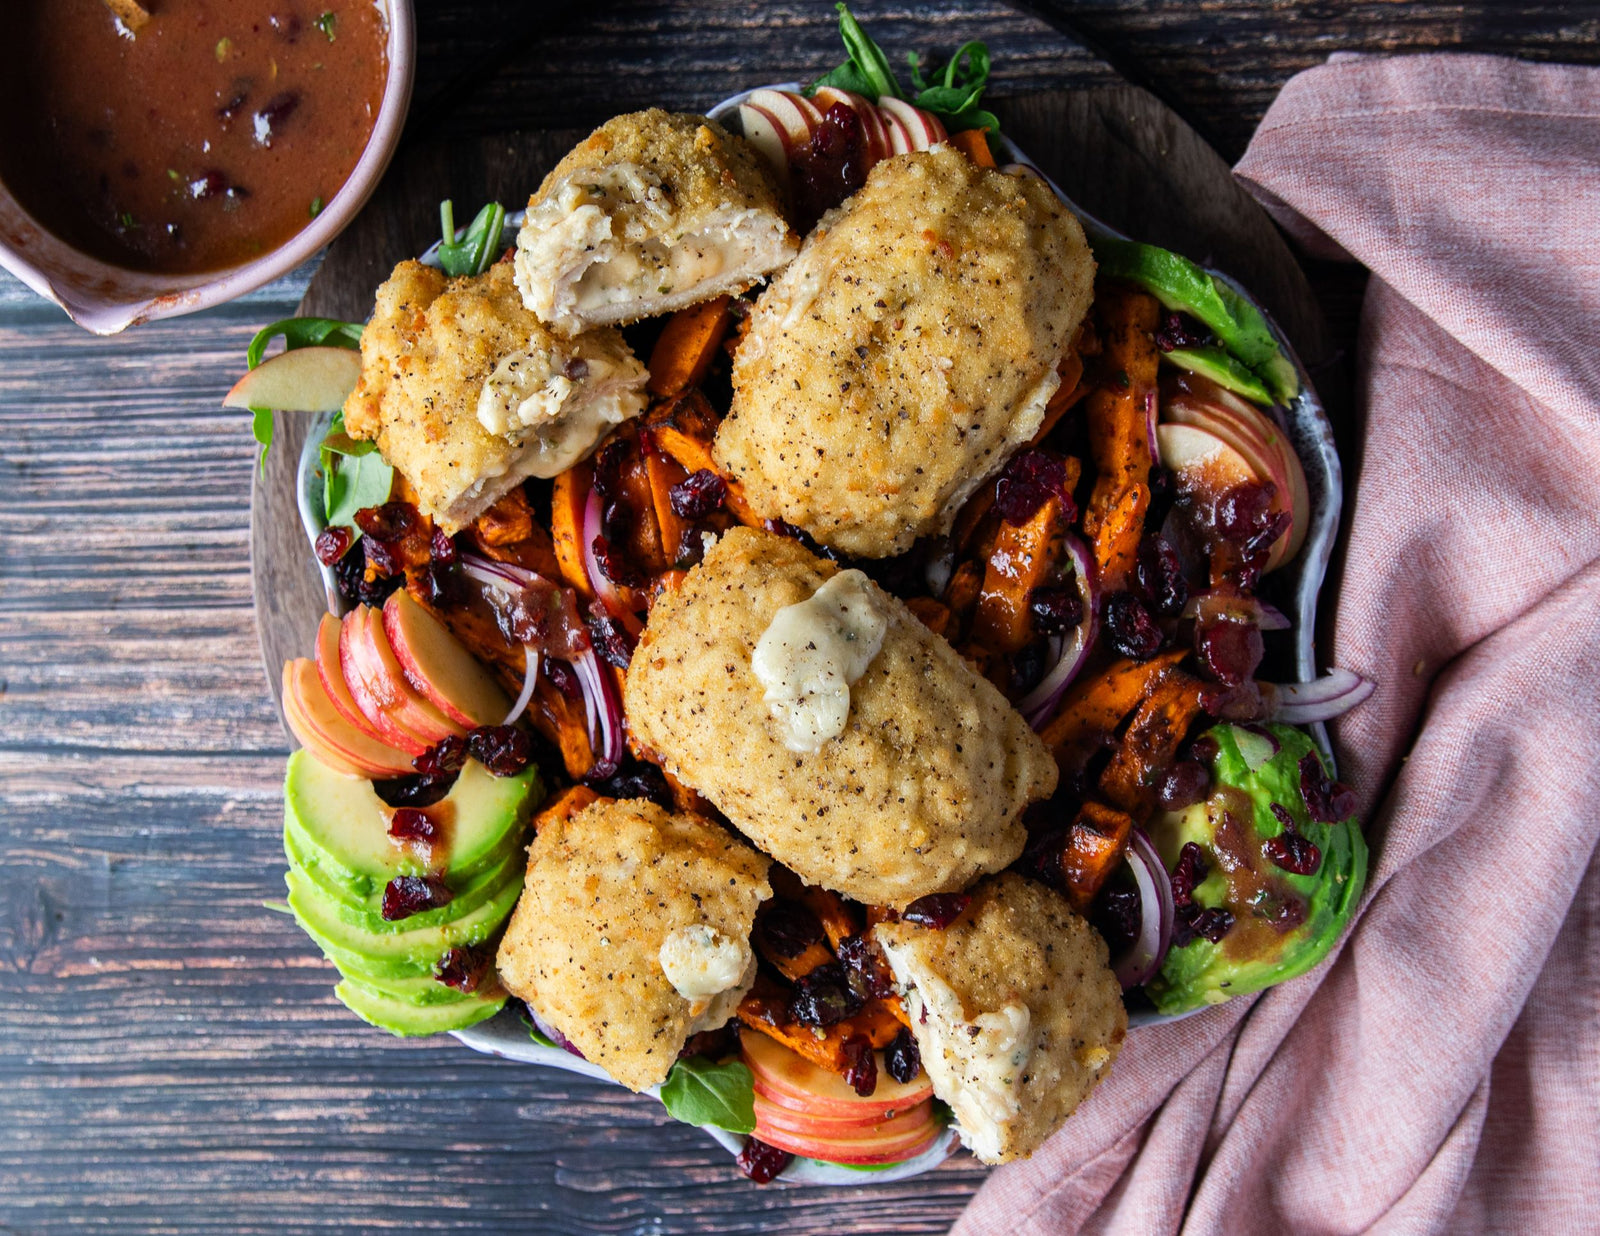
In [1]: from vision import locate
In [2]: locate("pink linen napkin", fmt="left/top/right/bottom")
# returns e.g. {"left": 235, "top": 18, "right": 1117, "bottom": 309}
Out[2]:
{"left": 955, "top": 53, "right": 1600, "bottom": 1235}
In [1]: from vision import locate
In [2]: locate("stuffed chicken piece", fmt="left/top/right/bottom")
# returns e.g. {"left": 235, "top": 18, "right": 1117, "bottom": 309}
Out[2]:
{"left": 871, "top": 873, "right": 1126, "bottom": 1164}
{"left": 342, "top": 259, "right": 648, "bottom": 532}
{"left": 715, "top": 146, "right": 1096, "bottom": 557}
{"left": 624, "top": 527, "right": 1057, "bottom": 907}
{"left": 514, "top": 109, "right": 798, "bottom": 336}
{"left": 495, "top": 795, "right": 771, "bottom": 1092}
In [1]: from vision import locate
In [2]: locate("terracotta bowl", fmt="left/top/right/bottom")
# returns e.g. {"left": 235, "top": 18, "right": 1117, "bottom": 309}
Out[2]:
{"left": 0, "top": 0, "right": 415, "bottom": 335}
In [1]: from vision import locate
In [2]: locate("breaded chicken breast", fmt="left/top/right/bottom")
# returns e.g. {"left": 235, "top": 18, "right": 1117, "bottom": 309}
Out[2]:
{"left": 715, "top": 146, "right": 1095, "bottom": 557}
{"left": 624, "top": 527, "right": 1057, "bottom": 907}
{"left": 871, "top": 873, "right": 1126, "bottom": 1164}
{"left": 515, "top": 110, "right": 798, "bottom": 336}
{"left": 495, "top": 796, "right": 771, "bottom": 1092}
{"left": 343, "top": 260, "right": 648, "bottom": 533}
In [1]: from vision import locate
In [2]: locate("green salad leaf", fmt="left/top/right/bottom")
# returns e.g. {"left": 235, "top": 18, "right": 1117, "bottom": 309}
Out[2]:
{"left": 810, "top": 3, "right": 901, "bottom": 101}
{"left": 320, "top": 409, "right": 392, "bottom": 531}
{"left": 658, "top": 1057, "right": 757, "bottom": 1135}
{"left": 241, "top": 316, "right": 364, "bottom": 466}
{"left": 437, "top": 200, "right": 508, "bottom": 278}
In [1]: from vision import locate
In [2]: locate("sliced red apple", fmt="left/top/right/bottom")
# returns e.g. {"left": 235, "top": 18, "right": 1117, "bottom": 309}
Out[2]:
{"left": 1156, "top": 423, "right": 1259, "bottom": 506}
{"left": 879, "top": 106, "right": 914, "bottom": 154}
{"left": 736, "top": 103, "right": 791, "bottom": 188}
{"left": 752, "top": 1093, "right": 943, "bottom": 1165}
{"left": 281, "top": 658, "right": 415, "bottom": 779}
{"left": 314, "top": 612, "right": 387, "bottom": 743}
{"left": 357, "top": 607, "right": 465, "bottom": 745}
{"left": 811, "top": 86, "right": 891, "bottom": 164}
{"left": 337, "top": 608, "right": 431, "bottom": 755}
{"left": 876, "top": 97, "right": 945, "bottom": 149}
{"left": 745, "top": 89, "right": 822, "bottom": 151}
{"left": 752, "top": 1084, "right": 933, "bottom": 1139}
{"left": 1164, "top": 398, "right": 1293, "bottom": 567}
{"left": 383, "top": 590, "right": 509, "bottom": 729}
{"left": 741, "top": 1027, "right": 932, "bottom": 1120}
{"left": 222, "top": 345, "right": 362, "bottom": 413}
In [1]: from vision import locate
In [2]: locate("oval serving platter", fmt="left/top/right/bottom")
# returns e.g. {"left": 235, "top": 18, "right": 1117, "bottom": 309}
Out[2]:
{"left": 289, "top": 87, "right": 1341, "bottom": 1184}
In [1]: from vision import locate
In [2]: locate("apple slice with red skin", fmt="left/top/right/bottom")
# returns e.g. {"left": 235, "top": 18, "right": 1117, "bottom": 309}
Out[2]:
{"left": 811, "top": 86, "right": 891, "bottom": 164}
{"left": 337, "top": 607, "right": 434, "bottom": 755}
{"left": 1163, "top": 397, "right": 1294, "bottom": 568}
{"left": 752, "top": 1083, "right": 935, "bottom": 1139}
{"left": 745, "top": 89, "right": 823, "bottom": 151}
{"left": 281, "top": 658, "right": 415, "bottom": 779}
{"left": 876, "top": 97, "right": 946, "bottom": 149}
{"left": 222, "top": 346, "right": 362, "bottom": 413}
{"left": 736, "top": 104, "right": 791, "bottom": 188}
{"left": 879, "top": 106, "right": 914, "bottom": 154}
{"left": 383, "top": 589, "right": 509, "bottom": 729}
{"left": 752, "top": 1093, "right": 944, "bottom": 1165}
{"left": 314, "top": 612, "right": 388, "bottom": 743}
{"left": 356, "top": 606, "right": 466, "bottom": 745}
{"left": 1156, "top": 423, "right": 1260, "bottom": 506}
{"left": 741, "top": 1027, "right": 933, "bottom": 1119}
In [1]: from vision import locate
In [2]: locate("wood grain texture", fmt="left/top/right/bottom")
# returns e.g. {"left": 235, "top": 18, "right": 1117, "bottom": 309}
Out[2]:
{"left": 1, "top": 2, "right": 1583, "bottom": 1232}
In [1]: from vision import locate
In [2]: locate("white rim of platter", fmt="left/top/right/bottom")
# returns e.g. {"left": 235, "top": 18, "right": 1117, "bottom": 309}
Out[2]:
{"left": 292, "top": 86, "right": 1343, "bottom": 1185}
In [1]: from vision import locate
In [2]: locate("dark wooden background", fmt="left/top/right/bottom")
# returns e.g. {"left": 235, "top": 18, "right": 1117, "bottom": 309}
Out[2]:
{"left": 2, "top": 3, "right": 1595, "bottom": 1234}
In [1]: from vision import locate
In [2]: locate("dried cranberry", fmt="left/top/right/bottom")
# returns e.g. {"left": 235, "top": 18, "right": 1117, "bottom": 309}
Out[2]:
{"left": 791, "top": 102, "right": 869, "bottom": 232}
{"left": 788, "top": 962, "right": 862, "bottom": 1027}
{"left": 413, "top": 735, "right": 468, "bottom": 776}
{"left": 371, "top": 772, "right": 456, "bottom": 808}
{"left": 334, "top": 548, "right": 400, "bottom": 606}
{"left": 590, "top": 535, "right": 645, "bottom": 589}
{"left": 1299, "top": 753, "right": 1356, "bottom": 823}
{"left": 758, "top": 902, "right": 824, "bottom": 959}
{"left": 1103, "top": 591, "right": 1163, "bottom": 660}
{"left": 1189, "top": 733, "right": 1220, "bottom": 764}
{"left": 1212, "top": 483, "right": 1290, "bottom": 554}
{"left": 1196, "top": 619, "right": 1264, "bottom": 686}
{"left": 252, "top": 90, "right": 301, "bottom": 147}
{"left": 314, "top": 525, "right": 353, "bottom": 565}
{"left": 354, "top": 501, "right": 417, "bottom": 543}
{"left": 591, "top": 760, "right": 671, "bottom": 806}
{"left": 587, "top": 609, "right": 637, "bottom": 670}
{"left": 434, "top": 945, "right": 488, "bottom": 993}
{"left": 1191, "top": 906, "right": 1235, "bottom": 944}
{"left": 430, "top": 528, "right": 458, "bottom": 565}
{"left": 840, "top": 1033, "right": 878, "bottom": 1097}
{"left": 837, "top": 933, "right": 896, "bottom": 1001}
{"left": 421, "top": 561, "right": 462, "bottom": 608}
{"left": 1170, "top": 841, "right": 1210, "bottom": 909}
{"left": 762, "top": 517, "right": 843, "bottom": 562}
{"left": 669, "top": 469, "right": 728, "bottom": 520}
{"left": 1152, "top": 312, "right": 1213, "bottom": 353}
{"left": 1091, "top": 884, "right": 1142, "bottom": 955}
{"left": 1029, "top": 583, "right": 1084, "bottom": 636}
{"left": 1135, "top": 535, "right": 1189, "bottom": 616}
{"left": 1264, "top": 824, "right": 1322, "bottom": 876}
{"left": 736, "top": 1136, "right": 792, "bottom": 1184}
{"left": 902, "top": 893, "right": 972, "bottom": 929}
{"left": 1157, "top": 760, "right": 1211, "bottom": 811}
{"left": 387, "top": 807, "right": 438, "bottom": 844}
{"left": 884, "top": 1027, "right": 921, "bottom": 1085}
{"left": 380, "top": 874, "right": 452, "bottom": 921}
{"left": 466, "top": 725, "right": 533, "bottom": 776}
{"left": 543, "top": 659, "right": 582, "bottom": 702}
{"left": 1008, "top": 641, "right": 1048, "bottom": 695}
{"left": 994, "top": 451, "right": 1068, "bottom": 526}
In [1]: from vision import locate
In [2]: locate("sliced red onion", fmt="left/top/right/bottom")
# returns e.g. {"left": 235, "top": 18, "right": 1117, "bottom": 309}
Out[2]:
{"left": 504, "top": 646, "right": 540, "bottom": 725}
{"left": 1257, "top": 602, "right": 1291, "bottom": 631}
{"left": 1020, "top": 533, "right": 1099, "bottom": 726}
{"left": 1144, "top": 387, "right": 1159, "bottom": 461}
{"left": 572, "top": 645, "right": 624, "bottom": 779}
{"left": 1181, "top": 592, "right": 1290, "bottom": 631}
{"left": 527, "top": 1004, "right": 586, "bottom": 1058}
{"left": 1114, "top": 829, "right": 1175, "bottom": 989}
{"left": 460, "top": 551, "right": 552, "bottom": 592}
{"left": 580, "top": 487, "right": 644, "bottom": 639}
{"left": 1268, "top": 669, "right": 1375, "bottom": 724}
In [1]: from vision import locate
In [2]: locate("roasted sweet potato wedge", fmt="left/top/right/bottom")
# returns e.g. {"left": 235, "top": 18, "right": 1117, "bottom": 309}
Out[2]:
{"left": 1099, "top": 671, "right": 1207, "bottom": 817}
{"left": 1040, "top": 648, "right": 1188, "bottom": 755}
{"left": 1061, "top": 801, "right": 1133, "bottom": 913}
{"left": 646, "top": 295, "right": 732, "bottom": 399}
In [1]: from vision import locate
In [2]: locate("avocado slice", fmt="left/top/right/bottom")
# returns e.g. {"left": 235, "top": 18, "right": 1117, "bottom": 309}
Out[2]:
{"left": 1161, "top": 346, "right": 1274, "bottom": 406}
{"left": 284, "top": 748, "right": 539, "bottom": 889}
{"left": 286, "top": 864, "right": 523, "bottom": 979}
{"left": 1092, "top": 237, "right": 1299, "bottom": 403}
{"left": 335, "top": 977, "right": 507, "bottom": 1036}
{"left": 284, "top": 815, "right": 522, "bottom": 920}
{"left": 1145, "top": 724, "right": 1366, "bottom": 1015}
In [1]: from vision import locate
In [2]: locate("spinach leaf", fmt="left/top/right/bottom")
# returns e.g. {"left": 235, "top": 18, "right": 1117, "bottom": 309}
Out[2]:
{"left": 437, "top": 200, "right": 508, "bottom": 278}
{"left": 658, "top": 1057, "right": 756, "bottom": 1135}
{"left": 241, "top": 315, "right": 363, "bottom": 467}
{"left": 323, "top": 446, "right": 393, "bottom": 531}
{"left": 907, "top": 41, "right": 997, "bottom": 134}
{"left": 808, "top": 2, "right": 901, "bottom": 101}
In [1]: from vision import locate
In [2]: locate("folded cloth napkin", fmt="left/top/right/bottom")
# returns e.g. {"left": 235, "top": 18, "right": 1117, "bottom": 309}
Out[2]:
{"left": 954, "top": 52, "right": 1600, "bottom": 1235}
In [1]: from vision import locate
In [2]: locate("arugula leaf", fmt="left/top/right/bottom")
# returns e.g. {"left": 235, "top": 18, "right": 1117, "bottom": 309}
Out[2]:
{"left": 242, "top": 316, "right": 363, "bottom": 468}
{"left": 908, "top": 41, "right": 997, "bottom": 134}
{"left": 658, "top": 1057, "right": 756, "bottom": 1135}
{"left": 323, "top": 447, "right": 393, "bottom": 530}
{"left": 808, "top": 2, "right": 901, "bottom": 101}
{"left": 437, "top": 200, "right": 508, "bottom": 278}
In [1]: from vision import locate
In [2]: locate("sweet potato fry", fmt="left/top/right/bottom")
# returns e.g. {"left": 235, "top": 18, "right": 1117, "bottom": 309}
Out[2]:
{"left": 971, "top": 485, "right": 1078, "bottom": 654}
{"left": 643, "top": 446, "right": 692, "bottom": 568}
{"left": 1027, "top": 353, "right": 1089, "bottom": 449}
{"left": 650, "top": 424, "right": 762, "bottom": 527}
{"left": 617, "top": 440, "right": 667, "bottom": 572}
{"left": 1061, "top": 801, "right": 1133, "bottom": 913}
{"left": 1099, "top": 671, "right": 1207, "bottom": 817}
{"left": 1092, "top": 480, "right": 1149, "bottom": 592}
{"left": 942, "top": 558, "right": 985, "bottom": 632}
{"left": 647, "top": 296, "right": 732, "bottom": 398}
{"left": 905, "top": 595, "right": 951, "bottom": 637}
{"left": 948, "top": 127, "right": 996, "bottom": 168}
{"left": 1040, "top": 648, "right": 1188, "bottom": 755}
{"left": 534, "top": 677, "right": 596, "bottom": 780}
{"left": 533, "top": 786, "right": 602, "bottom": 833}
{"left": 550, "top": 460, "right": 594, "bottom": 597}
{"left": 738, "top": 977, "right": 906, "bottom": 1073}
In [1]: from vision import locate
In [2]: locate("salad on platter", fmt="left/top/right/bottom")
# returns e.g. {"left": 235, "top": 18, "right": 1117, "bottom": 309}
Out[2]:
{"left": 230, "top": 5, "right": 1372, "bottom": 1185}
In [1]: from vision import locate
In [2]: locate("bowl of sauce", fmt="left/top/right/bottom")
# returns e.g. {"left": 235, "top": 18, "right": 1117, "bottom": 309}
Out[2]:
{"left": 0, "top": 0, "right": 413, "bottom": 333}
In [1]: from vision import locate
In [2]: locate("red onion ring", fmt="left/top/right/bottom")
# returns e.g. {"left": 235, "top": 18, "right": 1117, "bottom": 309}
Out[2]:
{"left": 581, "top": 488, "right": 643, "bottom": 636}
{"left": 1115, "top": 829, "right": 1175, "bottom": 989}
{"left": 504, "top": 645, "right": 540, "bottom": 725}
{"left": 1268, "top": 669, "right": 1374, "bottom": 724}
{"left": 572, "top": 646, "right": 623, "bottom": 779}
{"left": 1180, "top": 592, "right": 1291, "bottom": 631}
{"left": 527, "top": 1004, "right": 586, "bottom": 1058}
{"left": 1019, "top": 533, "right": 1099, "bottom": 726}
{"left": 1144, "top": 387, "right": 1159, "bottom": 461}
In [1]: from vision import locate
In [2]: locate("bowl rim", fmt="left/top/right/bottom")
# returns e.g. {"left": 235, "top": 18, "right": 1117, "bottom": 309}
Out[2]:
{"left": 0, "top": 0, "right": 416, "bottom": 335}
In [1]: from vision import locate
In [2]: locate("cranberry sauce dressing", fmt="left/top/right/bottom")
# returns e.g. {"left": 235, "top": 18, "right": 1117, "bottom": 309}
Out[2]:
{"left": 1208, "top": 787, "right": 1307, "bottom": 957}
{"left": 0, "top": 0, "right": 387, "bottom": 273}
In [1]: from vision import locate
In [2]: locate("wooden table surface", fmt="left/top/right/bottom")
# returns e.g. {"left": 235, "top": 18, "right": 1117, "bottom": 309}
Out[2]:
{"left": 2, "top": 3, "right": 1594, "bottom": 1233}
